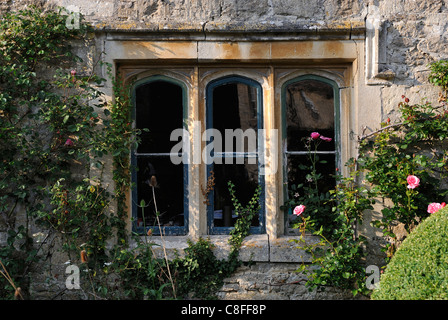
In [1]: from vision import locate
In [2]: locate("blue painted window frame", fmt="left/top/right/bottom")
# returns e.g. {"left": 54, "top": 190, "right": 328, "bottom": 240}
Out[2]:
{"left": 131, "top": 76, "right": 189, "bottom": 236}
{"left": 205, "top": 75, "right": 266, "bottom": 235}
{"left": 281, "top": 74, "right": 341, "bottom": 217}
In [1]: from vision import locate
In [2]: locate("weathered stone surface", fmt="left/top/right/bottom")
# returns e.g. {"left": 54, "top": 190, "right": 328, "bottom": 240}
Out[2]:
{"left": 2, "top": 0, "right": 448, "bottom": 301}
{"left": 2, "top": 0, "right": 445, "bottom": 85}
{"left": 216, "top": 263, "right": 357, "bottom": 300}
{"left": 149, "top": 235, "right": 308, "bottom": 263}
{"left": 269, "top": 236, "right": 320, "bottom": 263}
{"left": 209, "top": 234, "right": 270, "bottom": 262}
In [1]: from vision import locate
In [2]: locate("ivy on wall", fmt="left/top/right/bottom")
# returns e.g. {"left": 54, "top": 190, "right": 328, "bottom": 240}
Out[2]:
{"left": 0, "top": 6, "right": 260, "bottom": 300}
{"left": 0, "top": 6, "right": 155, "bottom": 299}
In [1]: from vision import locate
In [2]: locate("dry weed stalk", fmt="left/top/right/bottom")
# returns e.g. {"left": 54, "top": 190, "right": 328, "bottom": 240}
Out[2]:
{"left": 0, "top": 259, "right": 24, "bottom": 300}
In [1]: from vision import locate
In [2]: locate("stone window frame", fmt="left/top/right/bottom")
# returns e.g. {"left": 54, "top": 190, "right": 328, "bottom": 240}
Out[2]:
{"left": 100, "top": 26, "right": 364, "bottom": 262}
{"left": 204, "top": 75, "right": 266, "bottom": 236}
{"left": 131, "top": 75, "right": 190, "bottom": 236}
{"left": 281, "top": 74, "right": 342, "bottom": 232}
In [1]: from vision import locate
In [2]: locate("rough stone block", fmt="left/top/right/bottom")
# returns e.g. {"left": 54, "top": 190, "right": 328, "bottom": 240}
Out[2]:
{"left": 269, "top": 236, "right": 321, "bottom": 263}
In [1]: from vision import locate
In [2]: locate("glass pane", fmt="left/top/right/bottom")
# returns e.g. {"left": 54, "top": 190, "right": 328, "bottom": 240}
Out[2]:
{"left": 286, "top": 80, "right": 334, "bottom": 151}
{"left": 287, "top": 154, "right": 336, "bottom": 195}
{"left": 135, "top": 81, "right": 183, "bottom": 153}
{"left": 209, "top": 80, "right": 261, "bottom": 230}
{"left": 212, "top": 82, "right": 258, "bottom": 153}
{"left": 135, "top": 157, "right": 185, "bottom": 228}
{"left": 211, "top": 161, "right": 260, "bottom": 227}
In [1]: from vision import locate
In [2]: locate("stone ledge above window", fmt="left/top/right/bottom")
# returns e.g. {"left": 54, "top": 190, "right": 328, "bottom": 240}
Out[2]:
{"left": 98, "top": 20, "right": 365, "bottom": 41}
{"left": 146, "top": 234, "right": 322, "bottom": 264}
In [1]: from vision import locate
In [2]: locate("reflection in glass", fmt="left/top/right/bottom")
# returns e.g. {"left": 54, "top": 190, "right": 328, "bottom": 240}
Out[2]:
{"left": 286, "top": 79, "right": 334, "bottom": 151}
{"left": 285, "top": 79, "right": 336, "bottom": 197}
{"left": 213, "top": 83, "right": 258, "bottom": 132}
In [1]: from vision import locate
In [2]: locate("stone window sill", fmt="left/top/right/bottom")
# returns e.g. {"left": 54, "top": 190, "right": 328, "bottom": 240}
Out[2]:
{"left": 142, "top": 234, "right": 322, "bottom": 264}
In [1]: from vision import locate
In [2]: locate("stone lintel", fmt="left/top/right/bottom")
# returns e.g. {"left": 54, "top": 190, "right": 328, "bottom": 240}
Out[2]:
{"left": 99, "top": 20, "right": 365, "bottom": 41}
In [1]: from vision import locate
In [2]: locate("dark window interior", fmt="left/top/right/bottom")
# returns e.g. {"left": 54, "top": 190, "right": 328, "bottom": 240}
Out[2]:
{"left": 134, "top": 81, "right": 185, "bottom": 228}
{"left": 210, "top": 82, "right": 260, "bottom": 228}
{"left": 136, "top": 81, "right": 183, "bottom": 154}
{"left": 213, "top": 83, "right": 258, "bottom": 133}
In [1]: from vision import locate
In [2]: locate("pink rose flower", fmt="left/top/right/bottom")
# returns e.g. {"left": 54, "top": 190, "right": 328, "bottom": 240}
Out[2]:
{"left": 320, "top": 136, "right": 332, "bottom": 142}
{"left": 70, "top": 70, "right": 76, "bottom": 76}
{"left": 293, "top": 205, "right": 306, "bottom": 216}
{"left": 64, "top": 138, "right": 74, "bottom": 146}
{"left": 310, "top": 132, "right": 320, "bottom": 140}
{"left": 406, "top": 175, "right": 420, "bottom": 189}
{"left": 427, "top": 202, "right": 446, "bottom": 214}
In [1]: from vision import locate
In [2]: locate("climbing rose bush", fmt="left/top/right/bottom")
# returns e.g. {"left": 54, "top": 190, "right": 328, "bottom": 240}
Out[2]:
{"left": 319, "top": 136, "right": 332, "bottom": 142}
{"left": 427, "top": 202, "right": 446, "bottom": 214}
{"left": 293, "top": 205, "right": 306, "bottom": 216}
{"left": 310, "top": 132, "right": 332, "bottom": 142}
{"left": 406, "top": 175, "right": 420, "bottom": 189}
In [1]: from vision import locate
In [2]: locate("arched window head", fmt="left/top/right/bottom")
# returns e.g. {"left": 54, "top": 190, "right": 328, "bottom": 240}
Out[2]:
{"left": 205, "top": 76, "right": 265, "bottom": 235}
{"left": 132, "top": 77, "right": 188, "bottom": 235}
{"left": 282, "top": 76, "right": 340, "bottom": 232}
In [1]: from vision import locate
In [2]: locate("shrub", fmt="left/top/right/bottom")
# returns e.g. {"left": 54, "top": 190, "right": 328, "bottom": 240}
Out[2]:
{"left": 172, "top": 237, "right": 240, "bottom": 299}
{"left": 371, "top": 207, "right": 448, "bottom": 300}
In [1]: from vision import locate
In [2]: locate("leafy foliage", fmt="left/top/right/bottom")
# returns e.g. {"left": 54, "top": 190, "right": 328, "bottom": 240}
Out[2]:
{"left": 0, "top": 6, "right": 141, "bottom": 299}
{"left": 228, "top": 181, "right": 261, "bottom": 251}
{"left": 0, "top": 7, "right": 258, "bottom": 300}
{"left": 173, "top": 237, "right": 238, "bottom": 299}
{"left": 358, "top": 95, "right": 448, "bottom": 259}
{"left": 429, "top": 60, "right": 448, "bottom": 97}
{"left": 0, "top": 6, "right": 95, "bottom": 298}
{"left": 286, "top": 61, "right": 448, "bottom": 297}
{"left": 290, "top": 160, "right": 374, "bottom": 296}
{"left": 371, "top": 207, "right": 448, "bottom": 300}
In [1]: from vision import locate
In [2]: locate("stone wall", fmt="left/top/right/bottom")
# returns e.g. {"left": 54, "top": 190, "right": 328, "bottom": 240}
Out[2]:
{"left": 216, "top": 263, "right": 355, "bottom": 300}
{"left": 148, "top": 235, "right": 357, "bottom": 300}
{"left": 2, "top": 0, "right": 448, "bottom": 300}
{"left": 2, "top": 1, "right": 446, "bottom": 107}
{"left": 2, "top": 0, "right": 447, "bottom": 105}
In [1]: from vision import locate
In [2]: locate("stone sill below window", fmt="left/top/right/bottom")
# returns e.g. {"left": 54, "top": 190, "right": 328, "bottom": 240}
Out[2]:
{"left": 141, "top": 234, "right": 322, "bottom": 264}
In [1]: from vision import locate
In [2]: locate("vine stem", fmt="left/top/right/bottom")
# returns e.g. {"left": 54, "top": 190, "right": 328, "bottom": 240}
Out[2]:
{"left": 357, "top": 103, "right": 448, "bottom": 142}
{"left": 358, "top": 122, "right": 405, "bottom": 141}
{"left": 151, "top": 181, "right": 176, "bottom": 298}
